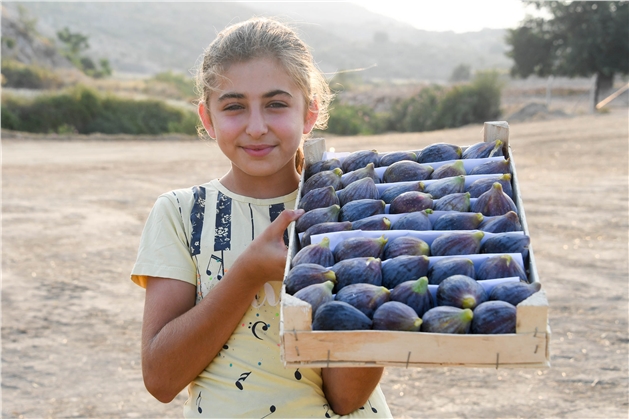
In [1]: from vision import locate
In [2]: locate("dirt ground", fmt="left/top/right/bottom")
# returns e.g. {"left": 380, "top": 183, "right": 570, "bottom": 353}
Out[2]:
{"left": 2, "top": 108, "right": 628, "bottom": 418}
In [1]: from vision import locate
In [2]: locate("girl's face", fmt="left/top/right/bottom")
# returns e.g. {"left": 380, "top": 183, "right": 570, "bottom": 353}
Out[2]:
{"left": 200, "top": 57, "right": 318, "bottom": 197}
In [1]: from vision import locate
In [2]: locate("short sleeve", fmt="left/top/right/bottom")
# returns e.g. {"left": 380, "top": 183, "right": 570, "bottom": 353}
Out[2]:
{"left": 130, "top": 194, "right": 197, "bottom": 288}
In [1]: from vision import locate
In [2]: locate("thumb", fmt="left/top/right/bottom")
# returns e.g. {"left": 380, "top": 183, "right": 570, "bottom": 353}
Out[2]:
{"left": 267, "top": 208, "right": 304, "bottom": 237}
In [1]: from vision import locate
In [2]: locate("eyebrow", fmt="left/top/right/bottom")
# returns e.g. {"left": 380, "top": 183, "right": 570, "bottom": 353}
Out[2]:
{"left": 217, "top": 89, "right": 293, "bottom": 102}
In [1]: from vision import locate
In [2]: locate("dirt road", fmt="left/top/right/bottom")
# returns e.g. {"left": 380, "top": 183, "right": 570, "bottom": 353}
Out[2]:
{"left": 2, "top": 108, "right": 627, "bottom": 418}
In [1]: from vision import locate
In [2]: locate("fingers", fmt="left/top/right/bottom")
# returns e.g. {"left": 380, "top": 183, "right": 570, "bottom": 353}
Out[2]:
{"left": 267, "top": 209, "right": 304, "bottom": 237}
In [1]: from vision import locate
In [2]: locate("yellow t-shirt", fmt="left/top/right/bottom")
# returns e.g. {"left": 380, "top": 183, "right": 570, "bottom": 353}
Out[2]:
{"left": 131, "top": 179, "right": 392, "bottom": 418}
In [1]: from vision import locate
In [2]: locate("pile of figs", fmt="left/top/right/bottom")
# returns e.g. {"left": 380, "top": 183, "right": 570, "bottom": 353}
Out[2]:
{"left": 286, "top": 140, "right": 542, "bottom": 335}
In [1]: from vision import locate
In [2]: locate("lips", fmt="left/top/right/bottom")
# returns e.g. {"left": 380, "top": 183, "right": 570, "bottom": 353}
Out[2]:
{"left": 242, "top": 145, "right": 275, "bottom": 157}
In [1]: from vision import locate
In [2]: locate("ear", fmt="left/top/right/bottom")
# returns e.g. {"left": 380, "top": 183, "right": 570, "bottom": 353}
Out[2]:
{"left": 302, "top": 99, "right": 319, "bottom": 135}
{"left": 198, "top": 102, "right": 216, "bottom": 139}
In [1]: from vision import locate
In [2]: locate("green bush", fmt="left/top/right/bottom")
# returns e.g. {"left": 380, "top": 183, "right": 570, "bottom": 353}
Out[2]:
{"left": 326, "top": 102, "right": 387, "bottom": 136}
{"left": 145, "top": 70, "right": 196, "bottom": 100}
{"left": 1, "top": 84, "right": 199, "bottom": 135}
{"left": 388, "top": 85, "right": 445, "bottom": 132}
{"left": 1, "top": 59, "right": 63, "bottom": 89}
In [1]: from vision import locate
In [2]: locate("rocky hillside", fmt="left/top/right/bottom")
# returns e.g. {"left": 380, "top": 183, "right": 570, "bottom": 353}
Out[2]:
{"left": 2, "top": 2, "right": 512, "bottom": 82}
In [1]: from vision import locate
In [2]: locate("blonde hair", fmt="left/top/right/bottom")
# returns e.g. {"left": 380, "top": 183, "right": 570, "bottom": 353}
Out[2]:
{"left": 195, "top": 17, "right": 333, "bottom": 173}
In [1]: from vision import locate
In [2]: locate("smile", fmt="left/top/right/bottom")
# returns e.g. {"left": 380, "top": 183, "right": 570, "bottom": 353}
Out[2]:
{"left": 242, "top": 145, "right": 275, "bottom": 157}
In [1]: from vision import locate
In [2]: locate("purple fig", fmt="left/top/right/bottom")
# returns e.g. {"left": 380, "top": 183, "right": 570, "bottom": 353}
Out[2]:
{"left": 302, "top": 168, "right": 344, "bottom": 196}
{"left": 372, "top": 301, "right": 422, "bottom": 331}
{"left": 305, "top": 158, "right": 342, "bottom": 180}
{"left": 391, "top": 209, "right": 433, "bottom": 231}
{"left": 481, "top": 232, "right": 530, "bottom": 260}
{"left": 423, "top": 175, "right": 466, "bottom": 199}
{"left": 293, "top": 280, "right": 335, "bottom": 319}
{"left": 292, "top": 237, "right": 335, "bottom": 268}
{"left": 380, "top": 182, "right": 425, "bottom": 204}
{"left": 295, "top": 204, "right": 341, "bottom": 233}
{"left": 428, "top": 257, "right": 476, "bottom": 285}
{"left": 312, "top": 301, "right": 372, "bottom": 331}
{"left": 489, "top": 281, "right": 541, "bottom": 306}
{"left": 432, "top": 212, "right": 484, "bottom": 231}
{"left": 430, "top": 231, "right": 485, "bottom": 256}
{"left": 342, "top": 149, "right": 380, "bottom": 172}
{"left": 467, "top": 174, "right": 513, "bottom": 199}
{"left": 300, "top": 221, "right": 353, "bottom": 248}
{"left": 390, "top": 276, "right": 434, "bottom": 317}
{"left": 332, "top": 235, "right": 388, "bottom": 262}
{"left": 433, "top": 192, "right": 471, "bottom": 212}
{"left": 335, "top": 283, "right": 391, "bottom": 318}
{"left": 469, "top": 158, "right": 511, "bottom": 175}
{"left": 430, "top": 160, "right": 467, "bottom": 180}
{"left": 462, "top": 139, "right": 504, "bottom": 159}
{"left": 383, "top": 161, "right": 433, "bottom": 183}
{"left": 436, "top": 274, "right": 488, "bottom": 310}
{"left": 421, "top": 306, "right": 473, "bottom": 334}
{"left": 339, "top": 199, "right": 386, "bottom": 222}
{"left": 471, "top": 182, "right": 518, "bottom": 216}
{"left": 389, "top": 191, "right": 434, "bottom": 214}
{"left": 351, "top": 215, "right": 392, "bottom": 231}
{"left": 417, "top": 143, "right": 462, "bottom": 163}
{"left": 383, "top": 236, "right": 430, "bottom": 259}
{"left": 476, "top": 254, "right": 528, "bottom": 282}
{"left": 471, "top": 301, "right": 516, "bottom": 334}
{"left": 285, "top": 263, "right": 337, "bottom": 295}
{"left": 341, "top": 162, "right": 380, "bottom": 187}
{"left": 381, "top": 255, "right": 430, "bottom": 289}
{"left": 330, "top": 256, "right": 383, "bottom": 292}
{"left": 299, "top": 185, "right": 340, "bottom": 212}
{"left": 479, "top": 211, "right": 522, "bottom": 233}
{"left": 338, "top": 177, "right": 380, "bottom": 206}
{"left": 379, "top": 150, "right": 418, "bottom": 166}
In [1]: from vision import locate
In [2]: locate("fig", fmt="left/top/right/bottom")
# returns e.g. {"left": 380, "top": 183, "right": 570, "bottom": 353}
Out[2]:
{"left": 421, "top": 306, "right": 473, "bottom": 334}
{"left": 332, "top": 235, "right": 388, "bottom": 262}
{"left": 380, "top": 182, "right": 425, "bottom": 204}
{"left": 312, "top": 301, "right": 373, "bottom": 331}
{"left": 479, "top": 211, "right": 522, "bottom": 233}
{"left": 293, "top": 280, "right": 335, "bottom": 319}
{"left": 471, "top": 301, "right": 516, "bottom": 334}
{"left": 390, "top": 276, "right": 434, "bottom": 317}
{"left": 305, "top": 158, "right": 342, "bottom": 180}
{"left": 462, "top": 139, "right": 504, "bottom": 159}
{"left": 335, "top": 283, "right": 391, "bottom": 318}
{"left": 372, "top": 301, "right": 422, "bottom": 331}
{"left": 430, "top": 160, "right": 466, "bottom": 180}
{"left": 391, "top": 210, "right": 433, "bottom": 231}
{"left": 469, "top": 158, "right": 511, "bottom": 175}
{"left": 430, "top": 231, "right": 484, "bottom": 256}
{"left": 379, "top": 150, "right": 418, "bottom": 167}
{"left": 383, "top": 236, "right": 430, "bottom": 259}
{"left": 381, "top": 255, "right": 430, "bottom": 289}
{"left": 299, "top": 185, "right": 340, "bottom": 212}
{"left": 432, "top": 212, "right": 484, "bottom": 231}
{"left": 338, "top": 177, "right": 380, "bottom": 206}
{"left": 351, "top": 214, "right": 392, "bottom": 231}
{"left": 339, "top": 199, "right": 386, "bottom": 222}
{"left": 471, "top": 182, "right": 518, "bottom": 216}
{"left": 342, "top": 149, "right": 379, "bottom": 173}
{"left": 383, "top": 161, "right": 433, "bottom": 183}
{"left": 423, "top": 175, "right": 466, "bottom": 199}
{"left": 389, "top": 191, "right": 434, "bottom": 214}
{"left": 428, "top": 257, "right": 476, "bottom": 285}
{"left": 300, "top": 221, "right": 353, "bottom": 248}
{"left": 295, "top": 204, "right": 341, "bottom": 233}
{"left": 489, "top": 281, "right": 541, "bottom": 306}
{"left": 302, "top": 168, "right": 344, "bottom": 196}
{"left": 433, "top": 192, "right": 471, "bottom": 212}
{"left": 476, "top": 254, "right": 528, "bottom": 282}
{"left": 417, "top": 143, "right": 462, "bottom": 163}
{"left": 330, "top": 256, "right": 383, "bottom": 292}
{"left": 285, "top": 263, "right": 337, "bottom": 295}
{"left": 480, "top": 232, "right": 530, "bottom": 259}
{"left": 341, "top": 163, "right": 380, "bottom": 188}
{"left": 466, "top": 174, "right": 513, "bottom": 199}
{"left": 436, "top": 274, "right": 488, "bottom": 310}
{"left": 292, "top": 237, "right": 335, "bottom": 268}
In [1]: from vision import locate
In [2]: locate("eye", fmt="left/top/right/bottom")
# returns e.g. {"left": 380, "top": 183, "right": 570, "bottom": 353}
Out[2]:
{"left": 223, "top": 103, "right": 244, "bottom": 111}
{"left": 268, "top": 101, "right": 288, "bottom": 109}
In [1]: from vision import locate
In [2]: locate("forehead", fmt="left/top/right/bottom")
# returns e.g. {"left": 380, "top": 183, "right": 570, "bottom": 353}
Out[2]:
{"left": 212, "top": 57, "right": 301, "bottom": 98}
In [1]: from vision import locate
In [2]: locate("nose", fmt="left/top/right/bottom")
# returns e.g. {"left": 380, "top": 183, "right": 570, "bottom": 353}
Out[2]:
{"left": 245, "top": 108, "right": 268, "bottom": 139}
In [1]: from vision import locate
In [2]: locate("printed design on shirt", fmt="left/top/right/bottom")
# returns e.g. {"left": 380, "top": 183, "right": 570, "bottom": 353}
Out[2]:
{"left": 359, "top": 399, "right": 378, "bottom": 414}
{"left": 214, "top": 191, "right": 232, "bottom": 251}
{"left": 261, "top": 405, "right": 277, "bottom": 418}
{"left": 252, "top": 282, "right": 280, "bottom": 308}
{"left": 190, "top": 186, "right": 206, "bottom": 256}
{"left": 195, "top": 391, "right": 203, "bottom": 414}
{"left": 234, "top": 371, "right": 251, "bottom": 390}
{"left": 248, "top": 320, "right": 269, "bottom": 340}
{"left": 269, "top": 203, "right": 288, "bottom": 245}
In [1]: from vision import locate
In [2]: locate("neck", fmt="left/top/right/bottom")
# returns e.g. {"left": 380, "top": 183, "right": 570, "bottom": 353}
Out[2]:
{"left": 219, "top": 168, "right": 301, "bottom": 199}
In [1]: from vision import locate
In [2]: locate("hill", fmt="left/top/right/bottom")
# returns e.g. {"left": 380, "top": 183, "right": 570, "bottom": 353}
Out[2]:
{"left": 2, "top": 1, "right": 512, "bottom": 82}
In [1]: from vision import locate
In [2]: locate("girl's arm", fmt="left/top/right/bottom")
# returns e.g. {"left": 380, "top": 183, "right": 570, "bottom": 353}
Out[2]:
{"left": 321, "top": 367, "right": 385, "bottom": 415}
{"left": 141, "top": 209, "right": 303, "bottom": 403}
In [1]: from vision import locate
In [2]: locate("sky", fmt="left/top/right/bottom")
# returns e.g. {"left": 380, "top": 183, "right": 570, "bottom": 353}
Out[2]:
{"left": 350, "top": 0, "right": 543, "bottom": 33}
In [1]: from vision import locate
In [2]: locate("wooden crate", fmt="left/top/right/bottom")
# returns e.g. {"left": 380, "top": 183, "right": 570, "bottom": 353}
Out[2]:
{"left": 280, "top": 122, "right": 550, "bottom": 369}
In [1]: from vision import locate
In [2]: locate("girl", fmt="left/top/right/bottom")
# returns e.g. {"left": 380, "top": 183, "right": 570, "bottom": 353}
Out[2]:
{"left": 131, "top": 17, "right": 392, "bottom": 418}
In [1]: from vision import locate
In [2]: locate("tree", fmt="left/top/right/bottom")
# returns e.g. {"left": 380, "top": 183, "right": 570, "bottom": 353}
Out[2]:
{"left": 506, "top": 1, "right": 629, "bottom": 107}
{"left": 449, "top": 64, "right": 472, "bottom": 82}
{"left": 57, "top": 27, "right": 89, "bottom": 57}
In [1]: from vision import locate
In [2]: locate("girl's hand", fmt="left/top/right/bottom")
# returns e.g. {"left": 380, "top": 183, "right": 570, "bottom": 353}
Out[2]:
{"left": 236, "top": 208, "right": 304, "bottom": 285}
